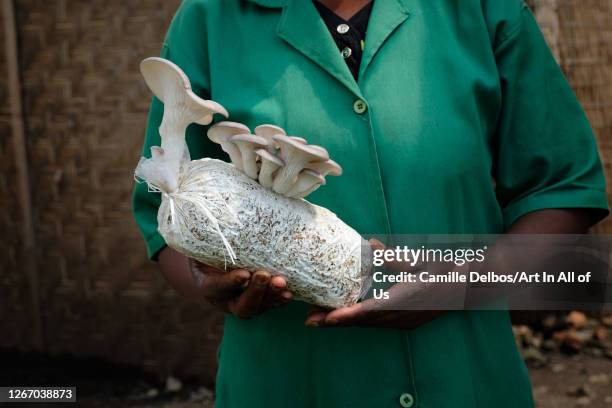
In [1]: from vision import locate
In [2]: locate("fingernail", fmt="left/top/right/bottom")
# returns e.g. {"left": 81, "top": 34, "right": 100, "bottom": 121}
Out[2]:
{"left": 281, "top": 291, "right": 292, "bottom": 300}
{"left": 255, "top": 273, "right": 270, "bottom": 285}
{"left": 272, "top": 279, "right": 286, "bottom": 290}
{"left": 236, "top": 272, "right": 250, "bottom": 282}
{"left": 305, "top": 319, "right": 320, "bottom": 327}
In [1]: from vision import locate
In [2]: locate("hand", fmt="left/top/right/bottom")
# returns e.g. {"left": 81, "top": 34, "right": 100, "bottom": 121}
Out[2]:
{"left": 305, "top": 302, "right": 444, "bottom": 329}
{"left": 304, "top": 239, "right": 448, "bottom": 329}
{"left": 191, "top": 260, "right": 293, "bottom": 319}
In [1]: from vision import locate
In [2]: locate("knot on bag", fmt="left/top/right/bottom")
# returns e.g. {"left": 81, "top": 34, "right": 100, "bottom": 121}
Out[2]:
{"left": 135, "top": 159, "right": 239, "bottom": 266}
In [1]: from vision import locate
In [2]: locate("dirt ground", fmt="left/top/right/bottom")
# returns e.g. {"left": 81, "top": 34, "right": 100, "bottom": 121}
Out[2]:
{"left": 530, "top": 354, "right": 612, "bottom": 408}
{"left": 2, "top": 348, "right": 611, "bottom": 408}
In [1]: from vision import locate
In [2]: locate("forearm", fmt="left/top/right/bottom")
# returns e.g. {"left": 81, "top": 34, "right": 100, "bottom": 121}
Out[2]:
{"left": 158, "top": 246, "right": 204, "bottom": 302}
{"left": 506, "top": 208, "right": 592, "bottom": 234}
{"left": 464, "top": 208, "right": 595, "bottom": 306}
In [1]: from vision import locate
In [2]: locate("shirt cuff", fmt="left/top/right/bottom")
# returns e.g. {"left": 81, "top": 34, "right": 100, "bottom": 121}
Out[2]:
{"left": 502, "top": 187, "right": 610, "bottom": 230}
{"left": 146, "top": 232, "right": 167, "bottom": 261}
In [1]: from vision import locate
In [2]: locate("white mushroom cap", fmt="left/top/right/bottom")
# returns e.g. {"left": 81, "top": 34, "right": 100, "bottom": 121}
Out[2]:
{"left": 287, "top": 169, "right": 326, "bottom": 198}
{"left": 272, "top": 135, "right": 329, "bottom": 195}
{"left": 254, "top": 124, "right": 287, "bottom": 152}
{"left": 208, "top": 121, "right": 251, "bottom": 170}
{"left": 255, "top": 149, "right": 284, "bottom": 188}
{"left": 229, "top": 134, "right": 269, "bottom": 179}
{"left": 305, "top": 159, "right": 343, "bottom": 177}
{"left": 137, "top": 57, "right": 227, "bottom": 193}
{"left": 140, "top": 57, "right": 228, "bottom": 125}
{"left": 290, "top": 136, "right": 307, "bottom": 144}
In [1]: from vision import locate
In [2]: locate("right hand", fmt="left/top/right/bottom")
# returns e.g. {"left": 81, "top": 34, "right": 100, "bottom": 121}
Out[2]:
{"left": 190, "top": 260, "right": 293, "bottom": 319}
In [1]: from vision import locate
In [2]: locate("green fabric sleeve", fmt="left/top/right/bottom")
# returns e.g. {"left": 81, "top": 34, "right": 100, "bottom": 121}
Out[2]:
{"left": 493, "top": 5, "right": 609, "bottom": 230}
{"left": 131, "top": 0, "right": 226, "bottom": 260}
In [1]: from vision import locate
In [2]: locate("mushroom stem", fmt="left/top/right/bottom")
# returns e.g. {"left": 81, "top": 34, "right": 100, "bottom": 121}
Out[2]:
{"left": 287, "top": 170, "right": 326, "bottom": 198}
{"left": 229, "top": 134, "right": 268, "bottom": 179}
{"left": 273, "top": 160, "right": 306, "bottom": 194}
{"left": 255, "top": 149, "right": 284, "bottom": 188}
{"left": 272, "top": 135, "right": 329, "bottom": 195}
{"left": 207, "top": 122, "right": 251, "bottom": 170}
{"left": 138, "top": 57, "right": 227, "bottom": 192}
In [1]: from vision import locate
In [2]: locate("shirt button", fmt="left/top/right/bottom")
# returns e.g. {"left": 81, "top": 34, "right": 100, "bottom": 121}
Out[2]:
{"left": 353, "top": 99, "right": 367, "bottom": 114}
{"left": 399, "top": 392, "right": 415, "bottom": 408}
{"left": 337, "top": 23, "right": 350, "bottom": 34}
{"left": 341, "top": 47, "right": 352, "bottom": 59}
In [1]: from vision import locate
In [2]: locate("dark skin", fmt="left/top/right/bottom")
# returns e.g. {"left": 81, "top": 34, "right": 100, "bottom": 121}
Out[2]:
{"left": 158, "top": 248, "right": 293, "bottom": 320}
{"left": 157, "top": 0, "right": 596, "bottom": 329}
{"left": 158, "top": 208, "right": 594, "bottom": 327}
{"left": 317, "top": 0, "right": 373, "bottom": 20}
{"left": 305, "top": 208, "right": 594, "bottom": 328}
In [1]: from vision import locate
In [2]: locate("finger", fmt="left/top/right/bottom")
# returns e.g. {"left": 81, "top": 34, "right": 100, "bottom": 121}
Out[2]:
{"left": 369, "top": 238, "right": 385, "bottom": 251}
{"left": 277, "top": 290, "right": 293, "bottom": 306}
{"left": 263, "top": 276, "right": 293, "bottom": 308}
{"left": 269, "top": 276, "right": 287, "bottom": 290}
{"left": 304, "top": 306, "right": 330, "bottom": 327}
{"left": 264, "top": 290, "right": 293, "bottom": 310}
{"left": 229, "top": 271, "right": 271, "bottom": 319}
{"left": 201, "top": 269, "right": 251, "bottom": 301}
{"left": 321, "top": 304, "right": 367, "bottom": 326}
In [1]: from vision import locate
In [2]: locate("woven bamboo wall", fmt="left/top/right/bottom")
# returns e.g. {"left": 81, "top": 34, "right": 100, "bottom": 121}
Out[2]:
{"left": 0, "top": 0, "right": 611, "bottom": 385}
{"left": 531, "top": 0, "right": 612, "bottom": 232}
{"left": 554, "top": 0, "right": 612, "bottom": 233}
{"left": 0, "top": 0, "right": 224, "bottom": 384}
{"left": 0, "top": 0, "right": 31, "bottom": 355}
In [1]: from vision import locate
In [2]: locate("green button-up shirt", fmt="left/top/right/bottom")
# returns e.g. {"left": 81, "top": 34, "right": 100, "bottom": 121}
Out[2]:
{"left": 132, "top": 0, "right": 608, "bottom": 407}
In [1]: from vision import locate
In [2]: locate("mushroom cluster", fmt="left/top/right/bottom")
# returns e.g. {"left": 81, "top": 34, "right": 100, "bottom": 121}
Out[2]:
{"left": 207, "top": 122, "right": 342, "bottom": 199}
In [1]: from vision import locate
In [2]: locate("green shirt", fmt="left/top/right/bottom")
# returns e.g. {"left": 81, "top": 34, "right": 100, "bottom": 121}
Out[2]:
{"left": 132, "top": 0, "right": 608, "bottom": 407}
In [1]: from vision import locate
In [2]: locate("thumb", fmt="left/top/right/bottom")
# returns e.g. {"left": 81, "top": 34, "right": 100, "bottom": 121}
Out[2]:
{"left": 202, "top": 269, "right": 251, "bottom": 301}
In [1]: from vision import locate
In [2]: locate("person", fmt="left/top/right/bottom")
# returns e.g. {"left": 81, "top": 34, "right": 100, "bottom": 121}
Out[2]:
{"left": 132, "top": 0, "right": 609, "bottom": 407}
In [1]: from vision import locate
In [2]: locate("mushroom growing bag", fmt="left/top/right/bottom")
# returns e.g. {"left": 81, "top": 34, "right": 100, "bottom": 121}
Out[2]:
{"left": 135, "top": 58, "right": 372, "bottom": 308}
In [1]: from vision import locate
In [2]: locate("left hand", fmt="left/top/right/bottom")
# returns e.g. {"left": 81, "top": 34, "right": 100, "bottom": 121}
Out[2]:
{"left": 305, "top": 301, "right": 444, "bottom": 329}
{"left": 304, "top": 239, "right": 450, "bottom": 329}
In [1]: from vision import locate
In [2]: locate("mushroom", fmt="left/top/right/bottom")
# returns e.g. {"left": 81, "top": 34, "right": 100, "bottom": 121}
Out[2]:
{"left": 305, "top": 159, "right": 343, "bottom": 177}
{"left": 150, "top": 146, "right": 164, "bottom": 159}
{"left": 229, "top": 134, "right": 268, "bottom": 179}
{"left": 254, "top": 124, "right": 287, "bottom": 152}
{"left": 207, "top": 121, "right": 251, "bottom": 170}
{"left": 272, "top": 135, "right": 329, "bottom": 195}
{"left": 290, "top": 136, "right": 307, "bottom": 144}
{"left": 287, "top": 169, "right": 326, "bottom": 198}
{"left": 255, "top": 149, "right": 284, "bottom": 188}
{"left": 139, "top": 57, "right": 228, "bottom": 192}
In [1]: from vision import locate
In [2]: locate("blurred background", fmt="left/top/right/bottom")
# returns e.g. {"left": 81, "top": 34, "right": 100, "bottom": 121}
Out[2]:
{"left": 0, "top": 0, "right": 611, "bottom": 406}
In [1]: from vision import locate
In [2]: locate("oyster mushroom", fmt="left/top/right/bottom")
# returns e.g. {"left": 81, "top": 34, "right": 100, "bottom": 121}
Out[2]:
{"left": 139, "top": 57, "right": 227, "bottom": 192}
{"left": 305, "top": 159, "right": 343, "bottom": 177}
{"left": 272, "top": 135, "right": 329, "bottom": 195}
{"left": 255, "top": 149, "right": 284, "bottom": 188}
{"left": 208, "top": 121, "right": 250, "bottom": 170}
{"left": 150, "top": 146, "right": 164, "bottom": 159}
{"left": 290, "top": 136, "right": 307, "bottom": 144}
{"left": 287, "top": 169, "right": 326, "bottom": 198}
{"left": 229, "top": 134, "right": 268, "bottom": 179}
{"left": 255, "top": 124, "right": 286, "bottom": 152}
